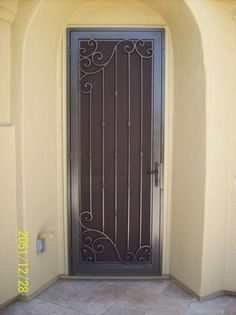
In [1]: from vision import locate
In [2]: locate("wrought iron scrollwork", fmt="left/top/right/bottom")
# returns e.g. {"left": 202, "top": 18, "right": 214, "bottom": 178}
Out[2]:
{"left": 78, "top": 38, "right": 153, "bottom": 265}
{"left": 79, "top": 211, "right": 151, "bottom": 264}
{"left": 79, "top": 39, "right": 154, "bottom": 79}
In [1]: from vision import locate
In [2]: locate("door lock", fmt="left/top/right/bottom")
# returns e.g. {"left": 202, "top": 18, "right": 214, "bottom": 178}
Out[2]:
{"left": 147, "top": 162, "right": 159, "bottom": 187}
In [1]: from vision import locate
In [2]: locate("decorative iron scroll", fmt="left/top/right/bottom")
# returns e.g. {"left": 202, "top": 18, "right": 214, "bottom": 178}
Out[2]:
{"left": 79, "top": 39, "right": 154, "bottom": 93}
{"left": 79, "top": 211, "right": 151, "bottom": 263}
{"left": 78, "top": 39, "right": 153, "bottom": 264}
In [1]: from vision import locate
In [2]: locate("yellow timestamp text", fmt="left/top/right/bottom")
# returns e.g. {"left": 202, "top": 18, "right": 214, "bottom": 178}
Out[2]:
{"left": 17, "top": 231, "right": 29, "bottom": 294}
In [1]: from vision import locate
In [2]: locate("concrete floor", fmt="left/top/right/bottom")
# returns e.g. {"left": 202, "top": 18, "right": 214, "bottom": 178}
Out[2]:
{"left": 0, "top": 279, "right": 236, "bottom": 315}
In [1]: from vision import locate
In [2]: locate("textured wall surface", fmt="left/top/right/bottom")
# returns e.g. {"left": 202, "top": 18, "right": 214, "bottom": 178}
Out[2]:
{"left": 224, "top": 177, "right": 236, "bottom": 292}
{"left": 0, "top": 0, "right": 236, "bottom": 306}
{"left": 11, "top": 0, "right": 174, "bottom": 297}
{"left": 0, "top": 0, "right": 18, "bottom": 305}
{"left": 0, "top": 127, "right": 17, "bottom": 305}
{"left": 0, "top": 20, "right": 11, "bottom": 124}
{"left": 188, "top": 0, "right": 236, "bottom": 296}
{"left": 0, "top": 0, "right": 18, "bottom": 124}
{"left": 15, "top": 0, "right": 206, "bottom": 297}
{"left": 146, "top": 0, "right": 206, "bottom": 294}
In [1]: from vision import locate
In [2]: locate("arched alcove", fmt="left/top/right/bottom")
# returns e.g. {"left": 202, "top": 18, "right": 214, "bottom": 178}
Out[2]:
{"left": 12, "top": 0, "right": 206, "bottom": 296}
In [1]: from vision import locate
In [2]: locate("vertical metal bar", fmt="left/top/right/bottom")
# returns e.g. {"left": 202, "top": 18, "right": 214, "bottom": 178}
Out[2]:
{"left": 114, "top": 48, "right": 118, "bottom": 245}
{"left": 127, "top": 52, "right": 131, "bottom": 252}
{"left": 139, "top": 56, "right": 143, "bottom": 248}
{"left": 150, "top": 42, "right": 154, "bottom": 257}
{"left": 70, "top": 35, "right": 81, "bottom": 270}
{"left": 67, "top": 31, "right": 72, "bottom": 274}
{"left": 102, "top": 68, "right": 105, "bottom": 232}
{"left": 89, "top": 91, "right": 92, "bottom": 214}
{"left": 78, "top": 38, "right": 82, "bottom": 266}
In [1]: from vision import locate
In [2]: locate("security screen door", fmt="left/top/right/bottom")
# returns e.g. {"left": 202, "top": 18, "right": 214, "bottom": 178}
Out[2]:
{"left": 68, "top": 29, "right": 164, "bottom": 275}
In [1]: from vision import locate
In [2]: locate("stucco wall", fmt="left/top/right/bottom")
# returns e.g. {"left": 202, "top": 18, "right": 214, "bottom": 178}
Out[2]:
{"left": 2, "top": 0, "right": 206, "bottom": 301}
{"left": 0, "top": 0, "right": 236, "bottom": 306}
{"left": 10, "top": 0, "right": 206, "bottom": 297}
{"left": 0, "top": 126, "right": 17, "bottom": 305}
{"left": 146, "top": 0, "right": 206, "bottom": 294}
{"left": 0, "top": 0, "right": 18, "bottom": 305}
{"left": 0, "top": 20, "right": 11, "bottom": 124}
{"left": 188, "top": 0, "right": 236, "bottom": 296}
{"left": 11, "top": 0, "right": 175, "bottom": 295}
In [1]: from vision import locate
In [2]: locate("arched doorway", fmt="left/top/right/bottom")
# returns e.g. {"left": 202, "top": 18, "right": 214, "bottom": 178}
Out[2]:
{"left": 13, "top": 0, "right": 205, "bottom": 294}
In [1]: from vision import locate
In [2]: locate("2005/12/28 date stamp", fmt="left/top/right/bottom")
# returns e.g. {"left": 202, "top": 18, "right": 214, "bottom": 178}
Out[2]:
{"left": 17, "top": 231, "right": 29, "bottom": 294}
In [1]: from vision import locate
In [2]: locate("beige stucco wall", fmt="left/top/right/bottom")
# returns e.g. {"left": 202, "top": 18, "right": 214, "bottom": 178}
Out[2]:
{"left": 1, "top": 0, "right": 205, "bottom": 301}
{"left": 11, "top": 0, "right": 206, "bottom": 297}
{"left": 148, "top": 0, "right": 206, "bottom": 294}
{"left": 188, "top": 0, "right": 236, "bottom": 296}
{"left": 0, "top": 127, "right": 17, "bottom": 305}
{"left": 0, "top": 0, "right": 18, "bottom": 305}
{"left": 11, "top": 0, "right": 175, "bottom": 295}
{"left": 0, "top": 0, "right": 235, "bottom": 306}
{"left": 0, "top": 0, "right": 18, "bottom": 124}
{"left": 0, "top": 20, "right": 11, "bottom": 124}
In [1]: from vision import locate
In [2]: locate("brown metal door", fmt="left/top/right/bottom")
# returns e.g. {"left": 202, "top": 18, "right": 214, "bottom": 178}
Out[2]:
{"left": 68, "top": 29, "right": 164, "bottom": 275}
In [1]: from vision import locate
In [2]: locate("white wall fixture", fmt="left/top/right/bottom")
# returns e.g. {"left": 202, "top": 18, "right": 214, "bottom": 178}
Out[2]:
{"left": 36, "top": 231, "right": 54, "bottom": 254}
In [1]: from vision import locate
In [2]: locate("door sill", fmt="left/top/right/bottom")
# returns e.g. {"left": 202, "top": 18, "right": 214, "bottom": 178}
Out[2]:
{"left": 60, "top": 274, "right": 169, "bottom": 280}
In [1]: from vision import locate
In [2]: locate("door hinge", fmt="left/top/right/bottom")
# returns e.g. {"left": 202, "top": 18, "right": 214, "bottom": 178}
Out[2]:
{"left": 68, "top": 149, "right": 72, "bottom": 159}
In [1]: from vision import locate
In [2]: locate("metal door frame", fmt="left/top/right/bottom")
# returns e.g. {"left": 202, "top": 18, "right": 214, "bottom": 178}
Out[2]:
{"left": 67, "top": 28, "right": 165, "bottom": 275}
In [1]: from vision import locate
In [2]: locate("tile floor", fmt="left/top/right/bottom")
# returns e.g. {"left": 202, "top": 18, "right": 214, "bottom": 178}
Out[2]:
{"left": 0, "top": 279, "right": 235, "bottom": 315}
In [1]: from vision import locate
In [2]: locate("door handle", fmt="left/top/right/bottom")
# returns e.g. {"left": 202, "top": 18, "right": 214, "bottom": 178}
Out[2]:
{"left": 147, "top": 162, "right": 159, "bottom": 187}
